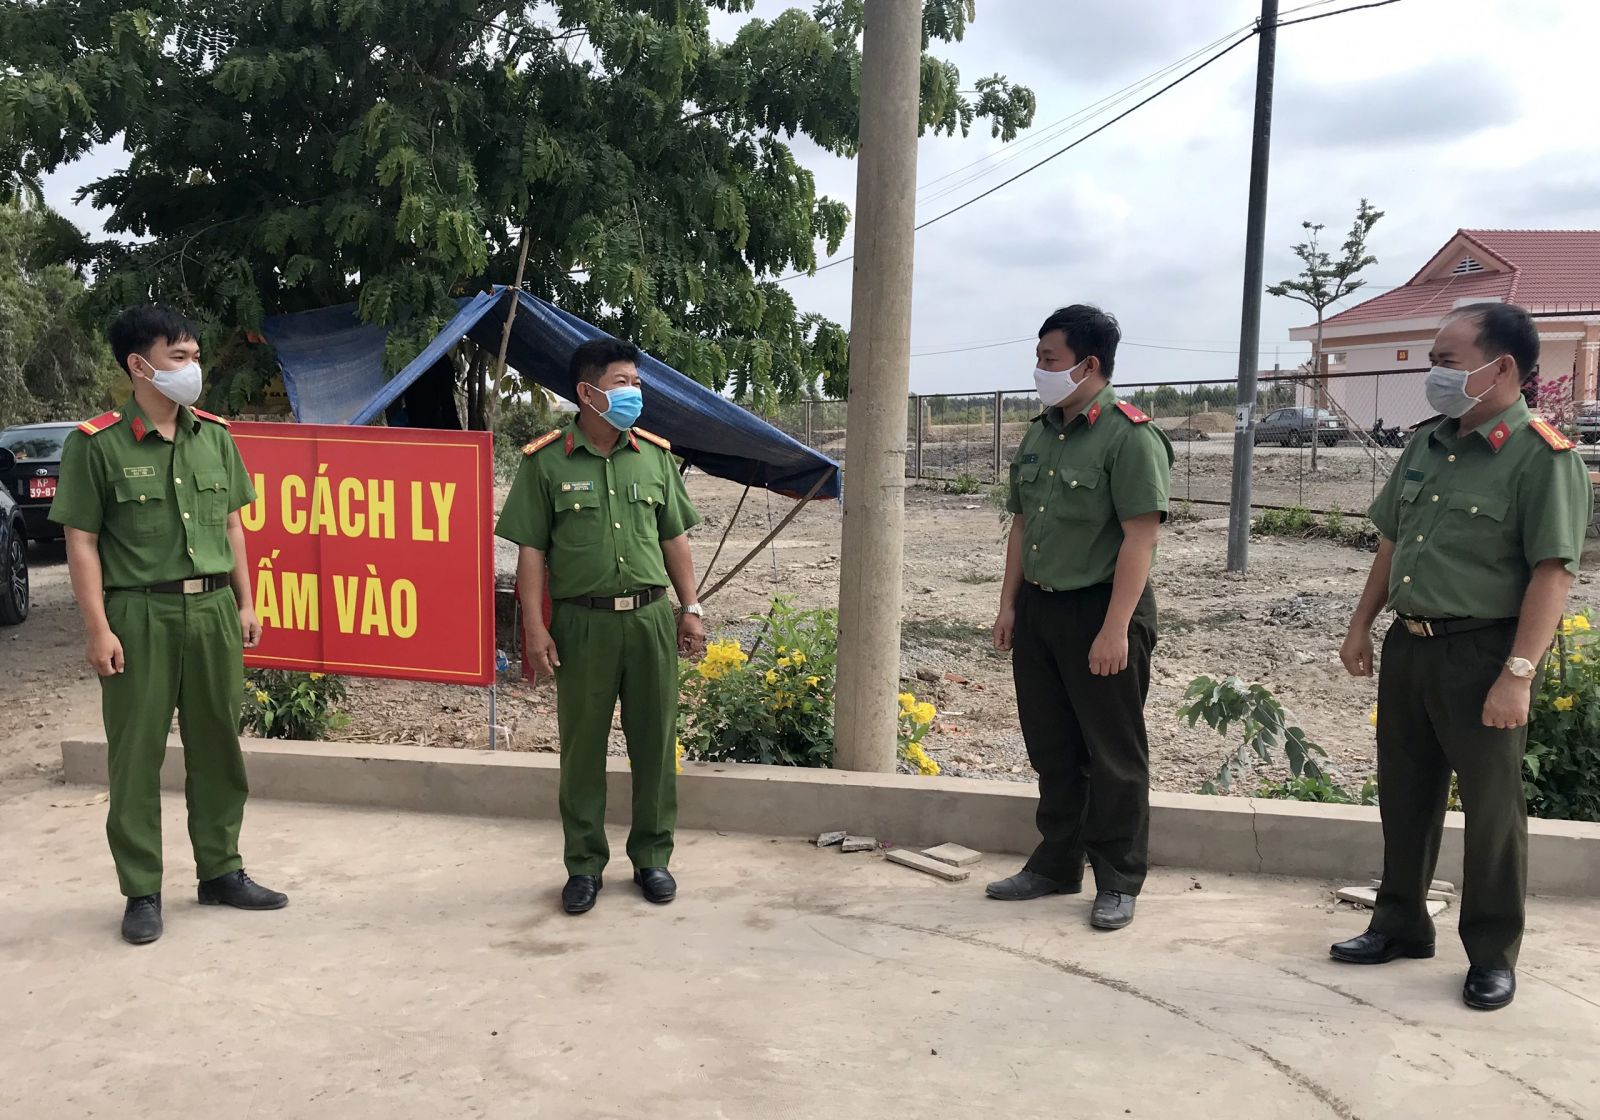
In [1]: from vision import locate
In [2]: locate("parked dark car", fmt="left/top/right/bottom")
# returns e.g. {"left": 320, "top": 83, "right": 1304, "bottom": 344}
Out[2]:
{"left": 1575, "top": 401, "right": 1600, "bottom": 445}
{"left": 1254, "top": 406, "right": 1348, "bottom": 448}
{"left": 0, "top": 421, "right": 80, "bottom": 542}
{"left": 0, "top": 448, "right": 31, "bottom": 625}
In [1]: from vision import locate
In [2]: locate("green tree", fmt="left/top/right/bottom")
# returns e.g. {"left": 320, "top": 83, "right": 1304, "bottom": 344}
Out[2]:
{"left": 0, "top": 0, "right": 1035, "bottom": 418}
{"left": 1267, "top": 198, "right": 1383, "bottom": 469}
{"left": 0, "top": 203, "right": 119, "bottom": 426}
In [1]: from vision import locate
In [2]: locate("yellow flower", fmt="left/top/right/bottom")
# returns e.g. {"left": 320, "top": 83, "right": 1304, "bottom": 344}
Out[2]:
{"left": 898, "top": 692, "right": 916, "bottom": 713}
{"left": 904, "top": 742, "right": 941, "bottom": 776}
{"left": 308, "top": 672, "right": 325, "bottom": 680}
{"left": 696, "top": 639, "right": 748, "bottom": 681}
{"left": 791, "top": 651, "right": 806, "bottom": 666}
{"left": 1368, "top": 704, "right": 1378, "bottom": 727}
{"left": 765, "top": 669, "right": 779, "bottom": 685}
{"left": 1561, "top": 619, "right": 1575, "bottom": 636}
{"left": 675, "top": 739, "right": 684, "bottom": 775}
{"left": 1554, "top": 695, "right": 1575, "bottom": 711}
{"left": 912, "top": 701, "right": 937, "bottom": 726}
{"left": 777, "top": 656, "right": 791, "bottom": 668}
{"left": 777, "top": 646, "right": 788, "bottom": 655}
{"left": 805, "top": 675, "right": 820, "bottom": 688}
{"left": 1570, "top": 653, "right": 1585, "bottom": 664}
{"left": 1573, "top": 616, "right": 1591, "bottom": 632}
{"left": 254, "top": 690, "right": 270, "bottom": 705}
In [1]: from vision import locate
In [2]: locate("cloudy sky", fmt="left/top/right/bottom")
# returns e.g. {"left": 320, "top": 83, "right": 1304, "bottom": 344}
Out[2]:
{"left": 45, "top": 0, "right": 1600, "bottom": 396}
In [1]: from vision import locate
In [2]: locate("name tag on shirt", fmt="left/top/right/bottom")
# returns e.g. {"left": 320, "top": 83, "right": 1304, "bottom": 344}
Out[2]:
{"left": 123, "top": 466, "right": 157, "bottom": 479}
{"left": 560, "top": 481, "right": 595, "bottom": 492}
{"left": 1404, "top": 468, "right": 1424, "bottom": 481}
{"left": 1021, "top": 454, "right": 1039, "bottom": 464}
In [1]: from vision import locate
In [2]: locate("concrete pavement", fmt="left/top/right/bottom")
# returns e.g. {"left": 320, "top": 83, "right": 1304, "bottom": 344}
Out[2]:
{"left": 2, "top": 788, "right": 1597, "bottom": 1120}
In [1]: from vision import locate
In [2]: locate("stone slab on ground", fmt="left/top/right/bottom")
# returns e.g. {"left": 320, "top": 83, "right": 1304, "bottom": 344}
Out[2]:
{"left": 921, "top": 843, "right": 983, "bottom": 867}
{"left": 886, "top": 848, "right": 971, "bottom": 882}
{"left": 3, "top": 787, "right": 1599, "bottom": 1119}
{"left": 841, "top": 836, "right": 878, "bottom": 853}
{"left": 816, "top": 831, "right": 847, "bottom": 848}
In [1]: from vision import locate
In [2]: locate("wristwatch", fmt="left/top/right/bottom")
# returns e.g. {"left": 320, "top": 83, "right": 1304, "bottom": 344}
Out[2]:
{"left": 1503, "top": 656, "right": 1536, "bottom": 680}
{"left": 679, "top": 603, "right": 704, "bottom": 618}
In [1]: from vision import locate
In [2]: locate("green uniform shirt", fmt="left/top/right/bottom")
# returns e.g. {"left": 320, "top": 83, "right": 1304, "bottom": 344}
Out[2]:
{"left": 495, "top": 422, "right": 700, "bottom": 600}
{"left": 48, "top": 401, "right": 256, "bottom": 587}
{"left": 1369, "top": 396, "right": 1592, "bottom": 619}
{"left": 1007, "top": 384, "right": 1175, "bottom": 591}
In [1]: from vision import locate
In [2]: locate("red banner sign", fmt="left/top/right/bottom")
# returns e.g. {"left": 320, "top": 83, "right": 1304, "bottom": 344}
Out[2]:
{"left": 232, "top": 422, "right": 495, "bottom": 685}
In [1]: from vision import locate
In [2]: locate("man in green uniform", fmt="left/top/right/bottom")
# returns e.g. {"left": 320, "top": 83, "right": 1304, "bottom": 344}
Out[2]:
{"left": 496, "top": 338, "right": 705, "bottom": 915}
{"left": 1335, "top": 302, "right": 1590, "bottom": 1011}
{"left": 52, "top": 305, "right": 287, "bottom": 946}
{"left": 987, "top": 305, "right": 1174, "bottom": 931}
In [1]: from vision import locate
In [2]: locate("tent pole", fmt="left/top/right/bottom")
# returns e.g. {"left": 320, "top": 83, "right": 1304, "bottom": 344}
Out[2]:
{"left": 488, "top": 224, "right": 533, "bottom": 433}
{"left": 699, "top": 469, "right": 833, "bottom": 604}
{"left": 696, "top": 482, "right": 751, "bottom": 597}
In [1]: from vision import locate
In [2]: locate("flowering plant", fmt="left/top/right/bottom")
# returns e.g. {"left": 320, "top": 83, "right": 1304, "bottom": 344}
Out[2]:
{"left": 897, "top": 691, "right": 940, "bottom": 775}
{"left": 1525, "top": 609, "right": 1600, "bottom": 821}
{"left": 240, "top": 670, "right": 347, "bottom": 741}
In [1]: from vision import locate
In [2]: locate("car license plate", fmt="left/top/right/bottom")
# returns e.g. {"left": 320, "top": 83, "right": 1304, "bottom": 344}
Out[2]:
{"left": 28, "top": 478, "right": 56, "bottom": 500}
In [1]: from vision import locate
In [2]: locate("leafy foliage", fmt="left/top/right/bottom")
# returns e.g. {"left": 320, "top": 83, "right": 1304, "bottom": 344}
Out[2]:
{"left": 241, "top": 669, "right": 348, "bottom": 741}
{"left": 1525, "top": 612, "right": 1600, "bottom": 821}
{"left": 1256, "top": 772, "right": 1377, "bottom": 806}
{"left": 1266, "top": 199, "right": 1384, "bottom": 317}
{"left": 0, "top": 203, "right": 120, "bottom": 425}
{"left": 0, "top": 0, "right": 1034, "bottom": 411}
{"left": 1252, "top": 504, "right": 1379, "bottom": 550}
{"left": 1179, "top": 674, "right": 1339, "bottom": 795}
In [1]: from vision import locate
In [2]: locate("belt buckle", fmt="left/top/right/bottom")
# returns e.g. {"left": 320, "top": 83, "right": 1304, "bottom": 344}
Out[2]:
{"left": 1404, "top": 618, "right": 1432, "bottom": 637}
{"left": 181, "top": 578, "right": 206, "bottom": 595}
{"left": 613, "top": 596, "right": 634, "bottom": 612}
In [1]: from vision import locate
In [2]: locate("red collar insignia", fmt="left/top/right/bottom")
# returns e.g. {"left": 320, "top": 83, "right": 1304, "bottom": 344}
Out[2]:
{"left": 1087, "top": 402, "right": 1102, "bottom": 426}
{"left": 563, "top": 432, "right": 575, "bottom": 457}
{"left": 130, "top": 417, "right": 147, "bottom": 443}
{"left": 1487, "top": 421, "right": 1510, "bottom": 452}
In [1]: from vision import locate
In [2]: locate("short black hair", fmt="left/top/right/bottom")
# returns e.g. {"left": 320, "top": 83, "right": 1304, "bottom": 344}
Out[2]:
{"left": 1448, "top": 301, "right": 1540, "bottom": 385}
{"left": 1038, "top": 304, "right": 1121, "bottom": 380}
{"left": 570, "top": 338, "right": 641, "bottom": 386}
{"left": 107, "top": 304, "right": 199, "bottom": 376}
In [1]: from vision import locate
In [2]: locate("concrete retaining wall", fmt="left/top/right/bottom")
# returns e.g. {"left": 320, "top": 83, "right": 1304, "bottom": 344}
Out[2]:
{"left": 60, "top": 737, "right": 1600, "bottom": 897}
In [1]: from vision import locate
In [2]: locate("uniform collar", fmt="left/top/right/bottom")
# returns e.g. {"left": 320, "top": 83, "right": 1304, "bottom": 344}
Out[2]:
{"left": 123, "top": 399, "right": 200, "bottom": 443}
{"left": 1043, "top": 383, "right": 1118, "bottom": 430}
{"left": 564, "top": 421, "right": 640, "bottom": 458}
{"left": 1434, "top": 395, "right": 1529, "bottom": 455}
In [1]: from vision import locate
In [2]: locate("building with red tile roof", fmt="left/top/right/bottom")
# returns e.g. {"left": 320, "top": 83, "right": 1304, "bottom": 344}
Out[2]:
{"left": 1286, "top": 230, "right": 1600, "bottom": 428}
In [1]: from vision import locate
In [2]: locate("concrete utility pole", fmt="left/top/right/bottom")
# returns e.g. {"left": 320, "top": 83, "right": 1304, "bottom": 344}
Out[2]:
{"left": 1225, "top": 0, "right": 1279, "bottom": 573}
{"left": 834, "top": 0, "right": 921, "bottom": 773}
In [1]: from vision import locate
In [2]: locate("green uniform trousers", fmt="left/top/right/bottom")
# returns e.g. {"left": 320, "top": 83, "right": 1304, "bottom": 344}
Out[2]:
{"left": 1372, "top": 621, "right": 1527, "bottom": 969}
{"left": 101, "top": 587, "right": 248, "bottom": 898}
{"left": 550, "top": 595, "right": 678, "bottom": 876}
{"left": 1013, "top": 581, "right": 1157, "bottom": 896}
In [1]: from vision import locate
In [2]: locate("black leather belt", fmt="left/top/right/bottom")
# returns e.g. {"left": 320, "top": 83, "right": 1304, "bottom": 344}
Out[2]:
{"left": 117, "top": 575, "right": 232, "bottom": 595}
{"left": 1397, "top": 616, "right": 1516, "bottom": 638}
{"left": 556, "top": 586, "right": 667, "bottom": 612}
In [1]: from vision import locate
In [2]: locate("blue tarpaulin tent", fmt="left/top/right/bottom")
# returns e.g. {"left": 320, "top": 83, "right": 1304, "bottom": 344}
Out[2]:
{"left": 259, "top": 289, "right": 839, "bottom": 501}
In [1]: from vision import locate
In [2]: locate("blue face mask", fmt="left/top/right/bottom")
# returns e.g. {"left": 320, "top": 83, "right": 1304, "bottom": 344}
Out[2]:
{"left": 586, "top": 384, "right": 644, "bottom": 430}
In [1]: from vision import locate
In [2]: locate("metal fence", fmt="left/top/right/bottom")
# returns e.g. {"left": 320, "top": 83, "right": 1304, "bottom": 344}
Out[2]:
{"left": 767, "top": 370, "right": 1455, "bottom": 516}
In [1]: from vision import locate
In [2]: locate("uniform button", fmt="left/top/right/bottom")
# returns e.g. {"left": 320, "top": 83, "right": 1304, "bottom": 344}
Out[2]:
{"left": 609, "top": 489, "right": 615, "bottom": 496}
{"left": 1031, "top": 544, "right": 1038, "bottom": 551}
{"left": 1058, "top": 434, "right": 1065, "bottom": 442}
{"left": 1038, "top": 505, "right": 1045, "bottom": 513}
{"left": 1470, "top": 506, "right": 1478, "bottom": 514}
{"left": 613, "top": 522, "right": 621, "bottom": 529}
{"left": 1070, "top": 480, "right": 1079, "bottom": 488}
{"left": 1402, "top": 575, "right": 1412, "bottom": 583}
{"left": 573, "top": 502, "right": 581, "bottom": 510}
{"left": 138, "top": 495, "right": 147, "bottom": 504}
{"left": 1431, "top": 494, "right": 1439, "bottom": 502}
{"left": 182, "top": 512, "right": 190, "bottom": 520}
{"left": 174, "top": 477, "right": 183, "bottom": 485}
{"left": 618, "top": 557, "right": 624, "bottom": 563}
{"left": 1447, "top": 455, "right": 1456, "bottom": 463}
{"left": 1415, "top": 534, "right": 1424, "bottom": 543}
{"left": 187, "top": 547, "right": 194, "bottom": 555}
{"left": 1048, "top": 469, "right": 1055, "bottom": 476}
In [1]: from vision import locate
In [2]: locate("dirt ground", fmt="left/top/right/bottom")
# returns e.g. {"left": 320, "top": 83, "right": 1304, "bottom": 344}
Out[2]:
{"left": 8, "top": 471, "right": 1599, "bottom": 802}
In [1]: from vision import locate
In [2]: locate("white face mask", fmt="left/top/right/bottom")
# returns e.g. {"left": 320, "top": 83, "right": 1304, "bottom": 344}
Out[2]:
{"left": 1033, "top": 358, "right": 1088, "bottom": 409}
{"left": 1424, "top": 358, "right": 1496, "bottom": 419}
{"left": 138, "top": 357, "right": 204, "bottom": 408}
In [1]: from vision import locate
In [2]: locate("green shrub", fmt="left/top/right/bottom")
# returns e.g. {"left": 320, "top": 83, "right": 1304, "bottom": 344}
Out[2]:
{"left": 945, "top": 471, "right": 982, "bottom": 495}
{"left": 1257, "top": 773, "right": 1377, "bottom": 806}
{"left": 241, "top": 670, "right": 348, "bottom": 740}
{"left": 1180, "top": 674, "right": 1353, "bottom": 797}
{"left": 1525, "top": 611, "right": 1600, "bottom": 821}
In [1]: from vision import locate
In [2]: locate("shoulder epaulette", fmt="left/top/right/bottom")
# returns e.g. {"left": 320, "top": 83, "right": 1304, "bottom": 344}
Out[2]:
{"left": 192, "top": 408, "right": 231, "bottom": 428}
{"left": 1114, "top": 401, "right": 1151, "bottom": 424}
{"left": 635, "top": 428, "right": 671, "bottom": 451}
{"left": 522, "top": 429, "right": 563, "bottom": 456}
{"left": 76, "top": 410, "right": 123, "bottom": 436}
{"left": 1529, "top": 417, "right": 1574, "bottom": 451}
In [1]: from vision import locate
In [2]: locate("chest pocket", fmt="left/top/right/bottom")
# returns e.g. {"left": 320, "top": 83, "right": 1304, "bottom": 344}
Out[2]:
{"left": 1057, "top": 464, "right": 1108, "bottom": 521}
{"left": 553, "top": 489, "right": 604, "bottom": 548}
{"left": 626, "top": 481, "right": 666, "bottom": 539}
{"left": 196, "top": 474, "right": 230, "bottom": 525}
{"left": 110, "top": 477, "right": 169, "bottom": 539}
{"left": 1439, "top": 492, "right": 1509, "bottom": 546}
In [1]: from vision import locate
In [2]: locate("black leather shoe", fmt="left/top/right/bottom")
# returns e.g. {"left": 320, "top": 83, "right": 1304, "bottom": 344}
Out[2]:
{"left": 562, "top": 874, "right": 602, "bottom": 914}
{"left": 1090, "top": 890, "right": 1136, "bottom": 930}
{"left": 1463, "top": 966, "right": 1516, "bottom": 1010}
{"left": 197, "top": 869, "right": 288, "bottom": 910}
{"left": 634, "top": 867, "right": 677, "bottom": 904}
{"left": 1329, "top": 929, "right": 1435, "bottom": 964}
{"left": 985, "top": 870, "right": 1081, "bottom": 901}
{"left": 121, "top": 894, "right": 163, "bottom": 945}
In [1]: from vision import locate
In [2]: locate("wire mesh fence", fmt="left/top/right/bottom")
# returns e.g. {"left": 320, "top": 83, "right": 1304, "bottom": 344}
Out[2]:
{"left": 765, "top": 370, "right": 1455, "bottom": 517}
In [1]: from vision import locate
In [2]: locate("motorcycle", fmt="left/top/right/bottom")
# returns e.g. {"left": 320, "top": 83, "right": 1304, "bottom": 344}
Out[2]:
{"left": 1369, "top": 420, "right": 1408, "bottom": 448}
